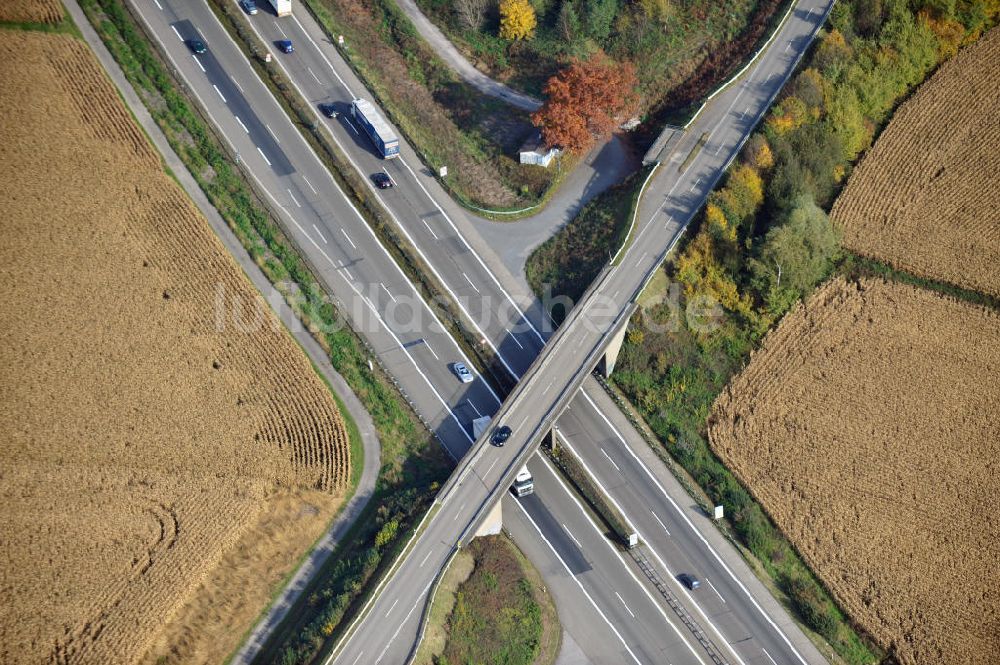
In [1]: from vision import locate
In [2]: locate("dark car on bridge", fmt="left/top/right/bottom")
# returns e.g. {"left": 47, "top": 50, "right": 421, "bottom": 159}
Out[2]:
{"left": 372, "top": 172, "right": 393, "bottom": 189}
{"left": 276, "top": 39, "right": 294, "bottom": 54}
{"left": 319, "top": 103, "right": 339, "bottom": 118}
{"left": 490, "top": 425, "right": 512, "bottom": 447}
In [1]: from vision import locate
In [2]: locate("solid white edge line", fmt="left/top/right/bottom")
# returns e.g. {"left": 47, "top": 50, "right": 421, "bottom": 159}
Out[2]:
{"left": 118, "top": 15, "right": 468, "bottom": 665}
{"left": 290, "top": 13, "right": 355, "bottom": 97}
{"left": 536, "top": 455, "right": 707, "bottom": 665}
{"left": 580, "top": 388, "right": 808, "bottom": 665}
{"left": 232, "top": 10, "right": 508, "bottom": 408}
{"left": 398, "top": 156, "right": 544, "bottom": 343}
{"left": 513, "top": 500, "right": 643, "bottom": 665}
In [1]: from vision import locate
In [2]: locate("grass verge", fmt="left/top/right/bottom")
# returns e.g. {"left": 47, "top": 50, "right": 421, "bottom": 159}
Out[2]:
{"left": 206, "top": 0, "right": 514, "bottom": 396}
{"left": 525, "top": 166, "right": 651, "bottom": 324}
{"left": 302, "top": 0, "right": 557, "bottom": 210}
{"left": 76, "top": 3, "right": 454, "bottom": 664}
{"left": 545, "top": 435, "right": 635, "bottom": 548}
{"left": 0, "top": 12, "right": 82, "bottom": 37}
{"left": 417, "top": 534, "right": 559, "bottom": 665}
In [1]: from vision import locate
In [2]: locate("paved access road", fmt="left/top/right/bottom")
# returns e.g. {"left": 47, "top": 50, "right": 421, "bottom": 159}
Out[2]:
{"left": 324, "top": 1, "right": 836, "bottom": 664}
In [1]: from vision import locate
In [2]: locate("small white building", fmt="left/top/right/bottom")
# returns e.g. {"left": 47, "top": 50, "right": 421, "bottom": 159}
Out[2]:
{"left": 518, "top": 131, "right": 560, "bottom": 168}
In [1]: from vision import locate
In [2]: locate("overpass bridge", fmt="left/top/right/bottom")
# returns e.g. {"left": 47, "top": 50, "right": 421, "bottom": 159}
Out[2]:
{"left": 327, "top": 1, "right": 834, "bottom": 663}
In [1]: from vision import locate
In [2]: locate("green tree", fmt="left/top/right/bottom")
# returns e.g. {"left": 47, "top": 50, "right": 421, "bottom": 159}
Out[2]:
{"left": 826, "top": 84, "right": 869, "bottom": 160}
{"left": 584, "top": 0, "right": 618, "bottom": 42}
{"left": 557, "top": 0, "right": 581, "bottom": 43}
{"left": 751, "top": 195, "right": 841, "bottom": 313}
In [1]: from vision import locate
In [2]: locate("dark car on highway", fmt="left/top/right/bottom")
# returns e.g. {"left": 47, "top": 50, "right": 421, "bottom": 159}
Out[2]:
{"left": 372, "top": 172, "right": 393, "bottom": 189}
{"left": 186, "top": 38, "right": 207, "bottom": 55}
{"left": 491, "top": 425, "right": 512, "bottom": 447}
{"left": 240, "top": 0, "right": 258, "bottom": 14}
{"left": 678, "top": 573, "right": 701, "bottom": 590}
{"left": 277, "top": 39, "right": 294, "bottom": 54}
{"left": 319, "top": 103, "right": 339, "bottom": 118}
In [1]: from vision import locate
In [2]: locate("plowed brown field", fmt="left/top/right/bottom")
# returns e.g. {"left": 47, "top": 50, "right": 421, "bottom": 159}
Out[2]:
{"left": 709, "top": 278, "right": 1000, "bottom": 665}
{"left": 0, "top": 29, "right": 350, "bottom": 665}
{"left": 830, "top": 27, "right": 1000, "bottom": 297}
{"left": 0, "top": 0, "right": 63, "bottom": 23}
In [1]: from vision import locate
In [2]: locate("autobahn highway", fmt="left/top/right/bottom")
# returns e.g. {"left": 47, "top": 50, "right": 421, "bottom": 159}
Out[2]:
{"left": 241, "top": 2, "right": 553, "bottom": 381}
{"left": 125, "top": 0, "right": 831, "bottom": 663}
{"left": 128, "top": 2, "right": 747, "bottom": 664}
{"left": 312, "top": 0, "right": 836, "bottom": 663}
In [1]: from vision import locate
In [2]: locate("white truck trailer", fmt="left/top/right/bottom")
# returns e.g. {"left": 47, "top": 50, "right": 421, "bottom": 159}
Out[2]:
{"left": 269, "top": 0, "right": 292, "bottom": 17}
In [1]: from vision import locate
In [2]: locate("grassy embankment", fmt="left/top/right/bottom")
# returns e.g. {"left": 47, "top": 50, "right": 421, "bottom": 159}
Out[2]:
{"left": 77, "top": 3, "right": 454, "bottom": 664}
{"left": 414, "top": 535, "right": 560, "bottom": 665}
{"left": 526, "top": 2, "right": 998, "bottom": 663}
{"left": 303, "top": 0, "right": 565, "bottom": 212}
{"left": 415, "top": 0, "right": 792, "bottom": 131}
{"left": 525, "top": 165, "right": 651, "bottom": 323}
{"left": 205, "top": 0, "right": 514, "bottom": 394}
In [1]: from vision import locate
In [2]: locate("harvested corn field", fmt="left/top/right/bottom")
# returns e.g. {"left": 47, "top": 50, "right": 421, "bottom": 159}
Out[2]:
{"left": 709, "top": 278, "right": 1000, "bottom": 665}
{"left": 0, "top": 0, "right": 64, "bottom": 23}
{"left": 830, "top": 27, "right": 1000, "bottom": 297}
{"left": 0, "top": 29, "right": 351, "bottom": 665}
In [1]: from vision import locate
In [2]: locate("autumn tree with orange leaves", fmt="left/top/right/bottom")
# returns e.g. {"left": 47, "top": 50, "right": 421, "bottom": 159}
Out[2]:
{"left": 531, "top": 57, "right": 639, "bottom": 154}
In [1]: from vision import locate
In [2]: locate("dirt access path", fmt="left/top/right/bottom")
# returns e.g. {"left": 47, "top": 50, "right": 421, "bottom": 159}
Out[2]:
{"left": 394, "top": 0, "right": 541, "bottom": 111}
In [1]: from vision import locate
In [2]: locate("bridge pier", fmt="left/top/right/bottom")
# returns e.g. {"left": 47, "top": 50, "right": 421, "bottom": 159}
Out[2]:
{"left": 474, "top": 497, "right": 503, "bottom": 537}
{"left": 597, "top": 319, "right": 630, "bottom": 378}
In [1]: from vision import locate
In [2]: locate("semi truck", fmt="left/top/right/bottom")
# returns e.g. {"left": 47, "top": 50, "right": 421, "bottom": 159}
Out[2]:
{"left": 351, "top": 99, "right": 400, "bottom": 159}
{"left": 472, "top": 416, "right": 534, "bottom": 497}
{"left": 269, "top": 0, "right": 292, "bottom": 16}
{"left": 512, "top": 467, "right": 534, "bottom": 497}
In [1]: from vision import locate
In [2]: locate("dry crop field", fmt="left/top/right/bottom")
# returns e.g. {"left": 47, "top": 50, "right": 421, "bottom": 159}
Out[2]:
{"left": 0, "top": 0, "right": 63, "bottom": 23}
{"left": 709, "top": 278, "right": 1000, "bottom": 664}
{"left": 0, "top": 29, "right": 351, "bottom": 664}
{"left": 830, "top": 27, "right": 1000, "bottom": 297}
